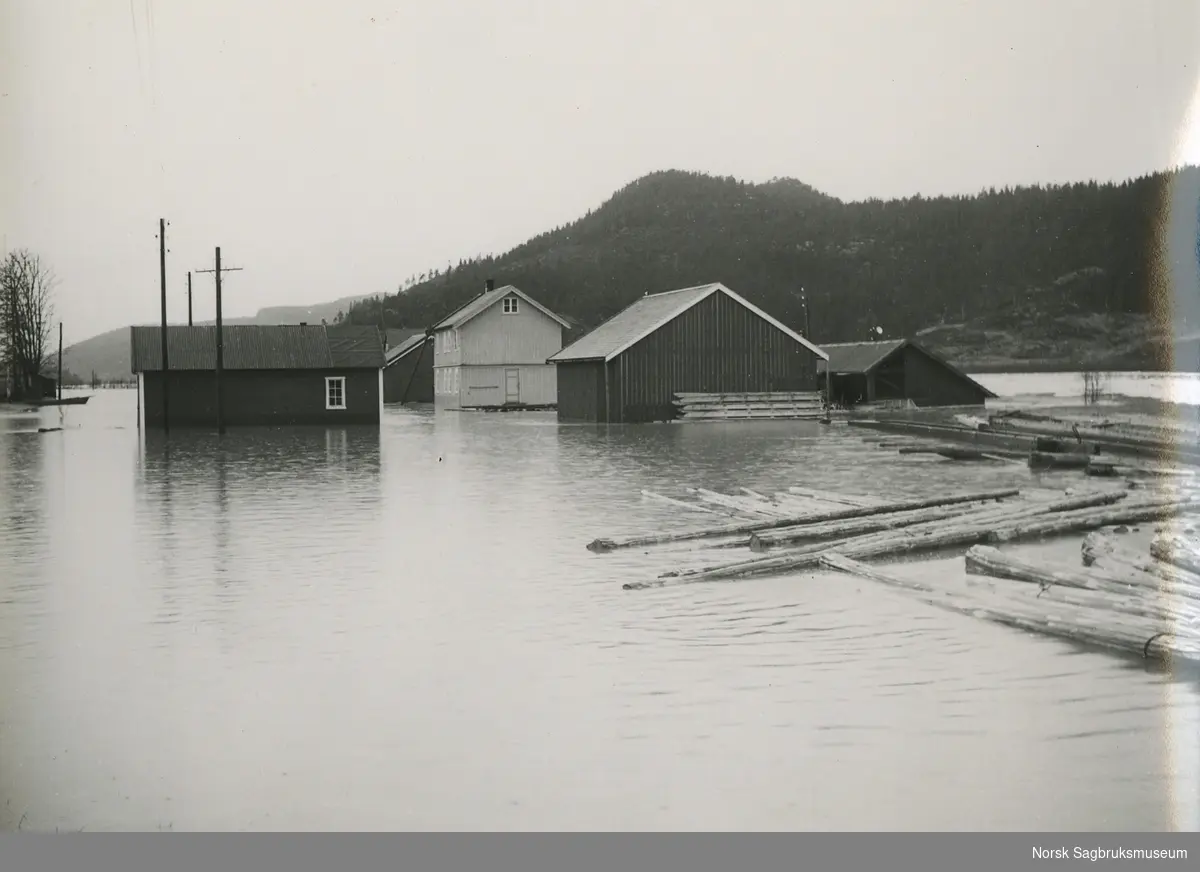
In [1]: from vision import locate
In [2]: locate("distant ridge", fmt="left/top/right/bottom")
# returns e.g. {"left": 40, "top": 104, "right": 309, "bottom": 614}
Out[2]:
{"left": 63, "top": 293, "right": 381, "bottom": 382}
{"left": 340, "top": 166, "right": 1200, "bottom": 373}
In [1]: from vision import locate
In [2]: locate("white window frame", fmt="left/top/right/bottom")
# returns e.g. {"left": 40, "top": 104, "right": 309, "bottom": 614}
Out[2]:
{"left": 325, "top": 376, "right": 347, "bottom": 410}
{"left": 502, "top": 296, "right": 519, "bottom": 315}
{"left": 453, "top": 328, "right": 460, "bottom": 350}
{"left": 451, "top": 367, "right": 459, "bottom": 393}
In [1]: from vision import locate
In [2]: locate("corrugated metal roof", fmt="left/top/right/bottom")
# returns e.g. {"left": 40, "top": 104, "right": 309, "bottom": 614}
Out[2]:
{"left": 818, "top": 339, "right": 907, "bottom": 373}
{"left": 384, "top": 333, "right": 429, "bottom": 366}
{"left": 547, "top": 282, "right": 828, "bottom": 363}
{"left": 326, "top": 325, "right": 387, "bottom": 368}
{"left": 432, "top": 285, "right": 571, "bottom": 330}
{"left": 129, "top": 325, "right": 383, "bottom": 372}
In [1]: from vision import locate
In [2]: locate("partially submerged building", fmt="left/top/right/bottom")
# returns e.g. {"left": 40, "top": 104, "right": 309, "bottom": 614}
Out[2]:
{"left": 818, "top": 338, "right": 996, "bottom": 408}
{"left": 547, "top": 282, "right": 828, "bottom": 423}
{"left": 382, "top": 332, "right": 434, "bottom": 404}
{"left": 431, "top": 280, "right": 570, "bottom": 410}
{"left": 129, "top": 324, "right": 385, "bottom": 428}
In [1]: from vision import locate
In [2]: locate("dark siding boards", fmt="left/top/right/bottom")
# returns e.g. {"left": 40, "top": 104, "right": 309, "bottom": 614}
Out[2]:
{"left": 903, "top": 347, "right": 990, "bottom": 407}
{"left": 383, "top": 348, "right": 433, "bottom": 404}
{"left": 556, "top": 361, "right": 607, "bottom": 422}
{"left": 142, "top": 369, "right": 380, "bottom": 427}
{"left": 559, "top": 291, "right": 820, "bottom": 423}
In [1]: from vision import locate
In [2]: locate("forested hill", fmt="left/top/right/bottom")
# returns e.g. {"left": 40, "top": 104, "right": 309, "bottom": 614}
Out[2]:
{"left": 345, "top": 167, "right": 1200, "bottom": 371}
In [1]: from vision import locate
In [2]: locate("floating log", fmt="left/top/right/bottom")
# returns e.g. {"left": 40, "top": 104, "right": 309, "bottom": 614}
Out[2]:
{"left": 629, "top": 504, "right": 1041, "bottom": 588}
{"left": 1085, "top": 457, "right": 1120, "bottom": 477}
{"left": 991, "top": 415, "right": 1200, "bottom": 464}
{"left": 588, "top": 487, "right": 1021, "bottom": 553}
{"left": 964, "top": 551, "right": 1200, "bottom": 628}
{"left": 640, "top": 490, "right": 732, "bottom": 517}
{"left": 785, "top": 486, "right": 886, "bottom": 507}
{"left": 969, "top": 546, "right": 1195, "bottom": 606}
{"left": 989, "top": 497, "right": 1200, "bottom": 544}
{"left": 738, "top": 487, "right": 772, "bottom": 502}
{"left": 848, "top": 418, "right": 1100, "bottom": 456}
{"left": 663, "top": 494, "right": 1121, "bottom": 580}
{"left": 623, "top": 494, "right": 1193, "bottom": 590}
{"left": 1029, "top": 451, "right": 1094, "bottom": 470}
{"left": 1035, "top": 435, "right": 1069, "bottom": 452}
{"left": 749, "top": 501, "right": 995, "bottom": 552}
{"left": 1082, "top": 532, "right": 1200, "bottom": 593}
{"left": 686, "top": 488, "right": 786, "bottom": 519}
{"left": 747, "top": 491, "right": 1125, "bottom": 553}
{"left": 818, "top": 553, "right": 1198, "bottom": 664}
{"left": 897, "top": 445, "right": 998, "bottom": 461}
{"left": 1150, "top": 533, "right": 1200, "bottom": 576}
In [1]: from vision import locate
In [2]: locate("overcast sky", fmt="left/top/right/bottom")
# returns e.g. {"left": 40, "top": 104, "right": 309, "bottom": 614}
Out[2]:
{"left": 3, "top": 0, "right": 1200, "bottom": 343}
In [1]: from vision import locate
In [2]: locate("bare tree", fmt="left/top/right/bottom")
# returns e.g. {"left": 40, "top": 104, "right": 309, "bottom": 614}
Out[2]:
{"left": 1, "top": 249, "right": 56, "bottom": 402}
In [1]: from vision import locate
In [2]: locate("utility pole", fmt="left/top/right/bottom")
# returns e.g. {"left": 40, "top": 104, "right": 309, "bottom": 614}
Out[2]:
{"left": 187, "top": 271, "right": 193, "bottom": 326}
{"left": 195, "top": 248, "right": 243, "bottom": 435}
{"left": 800, "top": 287, "right": 812, "bottom": 339}
{"left": 57, "top": 322, "right": 62, "bottom": 401}
{"left": 159, "top": 218, "right": 170, "bottom": 434}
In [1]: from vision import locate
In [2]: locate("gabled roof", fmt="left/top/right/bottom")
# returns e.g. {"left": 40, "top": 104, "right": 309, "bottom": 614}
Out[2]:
{"left": 547, "top": 282, "right": 829, "bottom": 363}
{"left": 817, "top": 338, "right": 997, "bottom": 398}
{"left": 432, "top": 285, "right": 571, "bottom": 331}
{"left": 384, "top": 333, "right": 431, "bottom": 367}
{"left": 385, "top": 328, "right": 424, "bottom": 350}
{"left": 129, "top": 324, "right": 385, "bottom": 372}
{"left": 818, "top": 339, "right": 908, "bottom": 374}
{"left": 325, "top": 326, "right": 388, "bottom": 368}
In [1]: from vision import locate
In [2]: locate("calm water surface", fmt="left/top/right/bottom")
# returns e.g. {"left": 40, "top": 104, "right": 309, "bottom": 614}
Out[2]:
{"left": 1, "top": 385, "right": 1198, "bottom": 831}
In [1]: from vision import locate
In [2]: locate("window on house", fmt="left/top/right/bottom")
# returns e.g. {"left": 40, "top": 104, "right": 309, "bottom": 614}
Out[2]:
{"left": 452, "top": 367, "right": 459, "bottom": 393}
{"left": 454, "top": 329, "right": 460, "bottom": 349}
{"left": 502, "top": 296, "right": 519, "bottom": 315}
{"left": 325, "top": 376, "right": 347, "bottom": 410}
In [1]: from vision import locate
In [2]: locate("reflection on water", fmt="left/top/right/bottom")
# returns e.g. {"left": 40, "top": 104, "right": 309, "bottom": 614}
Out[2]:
{"left": 0, "top": 388, "right": 1197, "bottom": 831}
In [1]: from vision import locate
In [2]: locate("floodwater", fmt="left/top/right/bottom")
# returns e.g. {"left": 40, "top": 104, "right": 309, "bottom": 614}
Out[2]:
{"left": 1, "top": 380, "right": 1198, "bottom": 832}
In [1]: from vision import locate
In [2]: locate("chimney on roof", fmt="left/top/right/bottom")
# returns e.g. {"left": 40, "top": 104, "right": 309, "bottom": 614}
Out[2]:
{"left": 485, "top": 278, "right": 495, "bottom": 292}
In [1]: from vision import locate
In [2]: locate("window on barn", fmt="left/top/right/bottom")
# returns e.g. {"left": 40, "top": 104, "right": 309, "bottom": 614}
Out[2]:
{"left": 502, "top": 296, "right": 519, "bottom": 315}
{"left": 325, "top": 376, "right": 347, "bottom": 410}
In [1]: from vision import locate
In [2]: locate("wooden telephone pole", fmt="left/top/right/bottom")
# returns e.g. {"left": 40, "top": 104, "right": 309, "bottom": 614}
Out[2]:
{"left": 187, "top": 271, "right": 193, "bottom": 326}
{"left": 194, "top": 248, "right": 243, "bottom": 434}
{"left": 159, "top": 219, "right": 170, "bottom": 434}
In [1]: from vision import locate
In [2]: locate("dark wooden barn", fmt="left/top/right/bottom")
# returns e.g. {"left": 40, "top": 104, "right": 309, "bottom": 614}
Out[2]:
{"left": 382, "top": 333, "right": 434, "bottom": 404}
{"left": 547, "top": 282, "right": 829, "bottom": 423}
{"left": 818, "top": 339, "right": 997, "bottom": 409}
{"left": 129, "top": 324, "right": 385, "bottom": 428}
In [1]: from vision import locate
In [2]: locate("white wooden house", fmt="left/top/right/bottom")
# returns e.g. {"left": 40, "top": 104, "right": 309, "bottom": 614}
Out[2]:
{"left": 431, "top": 281, "right": 569, "bottom": 410}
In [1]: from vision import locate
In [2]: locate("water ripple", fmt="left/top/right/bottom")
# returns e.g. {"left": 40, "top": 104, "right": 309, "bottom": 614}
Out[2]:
{"left": 0, "top": 390, "right": 1197, "bottom": 831}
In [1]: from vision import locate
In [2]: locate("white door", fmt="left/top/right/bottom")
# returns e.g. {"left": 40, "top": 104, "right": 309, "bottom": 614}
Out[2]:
{"left": 504, "top": 368, "right": 520, "bottom": 404}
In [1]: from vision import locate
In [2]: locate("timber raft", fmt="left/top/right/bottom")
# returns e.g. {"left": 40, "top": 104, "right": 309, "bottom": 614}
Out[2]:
{"left": 595, "top": 479, "right": 1200, "bottom": 667}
